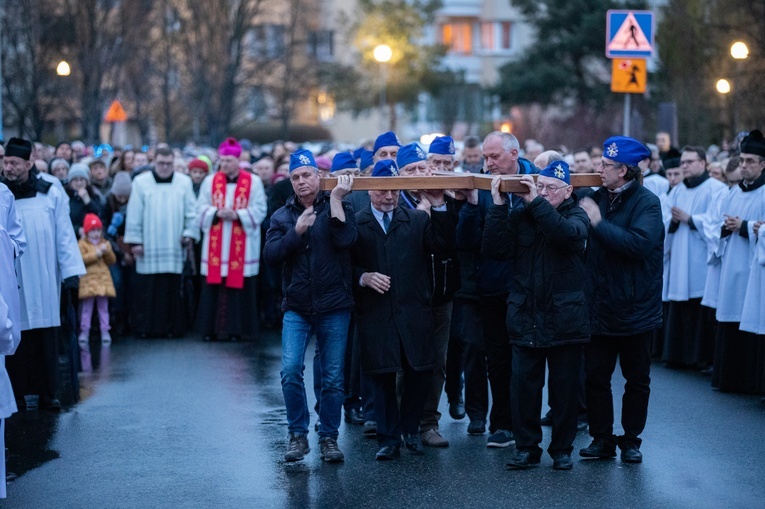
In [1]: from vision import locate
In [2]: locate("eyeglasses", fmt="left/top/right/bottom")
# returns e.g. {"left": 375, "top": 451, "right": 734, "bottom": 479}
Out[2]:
{"left": 536, "top": 183, "right": 569, "bottom": 192}
{"left": 598, "top": 161, "right": 620, "bottom": 170}
{"left": 739, "top": 157, "right": 763, "bottom": 166}
{"left": 155, "top": 161, "right": 173, "bottom": 167}
{"left": 679, "top": 159, "right": 701, "bottom": 166}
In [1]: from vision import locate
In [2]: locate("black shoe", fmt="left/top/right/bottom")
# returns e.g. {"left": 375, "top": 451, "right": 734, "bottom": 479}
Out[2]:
{"left": 449, "top": 399, "right": 466, "bottom": 420}
{"left": 540, "top": 414, "right": 553, "bottom": 426}
{"left": 375, "top": 444, "right": 400, "bottom": 460}
{"left": 202, "top": 335, "right": 214, "bottom": 342}
{"left": 507, "top": 450, "right": 541, "bottom": 470}
{"left": 345, "top": 408, "right": 364, "bottom": 425}
{"left": 551, "top": 453, "right": 574, "bottom": 470}
{"left": 576, "top": 421, "right": 589, "bottom": 432}
{"left": 363, "top": 420, "right": 377, "bottom": 437}
{"left": 228, "top": 335, "right": 240, "bottom": 342}
{"left": 467, "top": 419, "right": 486, "bottom": 435}
{"left": 403, "top": 433, "right": 424, "bottom": 455}
{"left": 620, "top": 443, "right": 643, "bottom": 463}
{"left": 314, "top": 420, "right": 321, "bottom": 432}
{"left": 319, "top": 437, "right": 344, "bottom": 463}
{"left": 40, "top": 395, "right": 61, "bottom": 413}
{"left": 284, "top": 434, "right": 310, "bottom": 462}
{"left": 579, "top": 438, "right": 617, "bottom": 459}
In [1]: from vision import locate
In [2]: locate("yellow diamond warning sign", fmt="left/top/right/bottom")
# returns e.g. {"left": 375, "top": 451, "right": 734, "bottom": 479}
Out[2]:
{"left": 611, "top": 58, "right": 646, "bottom": 94}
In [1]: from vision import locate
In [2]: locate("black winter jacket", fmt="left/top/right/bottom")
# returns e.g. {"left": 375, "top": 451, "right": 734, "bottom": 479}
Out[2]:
{"left": 456, "top": 158, "right": 537, "bottom": 297}
{"left": 263, "top": 192, "right": 357, "bottom": 315}
{"left": 483, "top": 195, "right": 590, "bottom": 347}
{"left": 585, "top": 182, "right": 664, "bottom": 335}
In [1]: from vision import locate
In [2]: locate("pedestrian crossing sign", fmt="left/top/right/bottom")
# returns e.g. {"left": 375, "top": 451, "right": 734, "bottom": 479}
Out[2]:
{"left": 606, "top": 10, "right": 655, "bottom": 58}
{"left": 611, "top": 59, "right": 647, "bottom": 94}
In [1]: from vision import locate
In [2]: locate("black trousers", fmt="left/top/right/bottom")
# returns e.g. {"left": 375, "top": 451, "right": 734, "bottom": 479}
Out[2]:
{"left": 480, "top": 294, "right": 512, "bottom": 432}
{"left": 6, "top": 327, "right": 59, "bottom": 399}
{"left": 585, "top": 332, "right": 652, "bottom": 447}
{"left": 447, "top": 298, "right": 488, "bottom": 422}
{"left": 370, "top": 347, "right": 431, "bottom": 447}
{"left": 512, "top": 344, "right": 582, "bottom": 456}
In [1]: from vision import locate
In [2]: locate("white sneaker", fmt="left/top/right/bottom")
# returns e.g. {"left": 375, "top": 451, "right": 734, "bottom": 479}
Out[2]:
{"left": 78, "top": 332, "right": 89, "bottom": 344}
{"left": 101, "top": 331, "right": 112, "bottom": 344}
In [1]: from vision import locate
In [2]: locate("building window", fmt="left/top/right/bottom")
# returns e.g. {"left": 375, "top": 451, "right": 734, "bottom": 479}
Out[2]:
{"left": 478, "top": 21, "right": 513, "bottom": 52}
{"left": 249, "top": 87, "right": 265, "bottom": 120}
{"left": 500, "top": 22, "right": 512, "bottom": 50}
{"left": 247, "top": 24, "right": 285, "bottom": 59}
{"left": 441, "top": 22, "right": 473, "bottom": 55}
{"left": 308, "top": 30, "right": 334, "bottom": 62}
{"left": 480, "top": 22, "right": 494, "bottom": 51}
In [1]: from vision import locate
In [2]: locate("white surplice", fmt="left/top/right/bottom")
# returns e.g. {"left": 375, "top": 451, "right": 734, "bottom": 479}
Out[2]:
{"left": 644, "top": 173, "right": 670, "bottom": 197}
{"left": 0, "top": 183, "right": 26, "bottom": 257}
{"left": 740, "top": 229, "right": 765, "bottom": 334}
{"left": 124, "top": 172, "right": 199, "bottom": 274}
{"left": 712, "top": 184, "right": 765, "bottom": 322}
{"left": 14, "top": 184, "right": 85, "bottom": 330}
{"left": 196, "top": 172, "right": 267, "bottom": 277}
{"left": 665, "top": 177, "right": 728, "bottom": 301}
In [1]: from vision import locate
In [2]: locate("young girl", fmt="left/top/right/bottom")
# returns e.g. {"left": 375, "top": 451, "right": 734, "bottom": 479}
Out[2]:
{"left": 78, "top": 214, "right": 117, "bottom": 343}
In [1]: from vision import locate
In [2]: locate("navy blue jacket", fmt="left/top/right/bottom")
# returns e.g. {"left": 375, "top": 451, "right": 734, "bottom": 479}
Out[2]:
{"left": 263, "top": 192, "right": 357, "bottom": 315}
{"left": 457, "top": 157, "right": 537, "bottom": 297}
{"left": 585, "top": 182, "right": 664, "bottom": 335}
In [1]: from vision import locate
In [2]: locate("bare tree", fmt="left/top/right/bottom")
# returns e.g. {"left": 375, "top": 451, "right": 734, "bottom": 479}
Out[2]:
{"left": 62, "top": 0, "right": 153, "bottom": 143}
{"left": 1, "top": 0, "right": 66, "bottom": 140}
{"left": 175, "top": 0, "right": 267, "bottom": 144}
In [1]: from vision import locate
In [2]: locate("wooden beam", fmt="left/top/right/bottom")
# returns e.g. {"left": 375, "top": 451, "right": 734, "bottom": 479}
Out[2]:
{"left": 319, "top": 173, "right": 602, "bottom": 192}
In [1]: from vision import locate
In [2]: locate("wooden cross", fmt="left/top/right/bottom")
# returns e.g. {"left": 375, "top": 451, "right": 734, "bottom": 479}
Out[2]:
{"left": 319, "top": 172, "right": 602, "bottom": 193}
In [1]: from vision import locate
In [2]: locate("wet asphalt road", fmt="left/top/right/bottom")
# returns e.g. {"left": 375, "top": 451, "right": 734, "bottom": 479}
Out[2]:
{"left": 3, "top": 331, "right": 765, "bottom": 509}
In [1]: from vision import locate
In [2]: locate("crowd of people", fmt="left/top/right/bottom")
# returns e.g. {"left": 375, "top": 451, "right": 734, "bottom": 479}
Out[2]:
{"left": 0, "top": 125, "right": 763, "bottom": 484}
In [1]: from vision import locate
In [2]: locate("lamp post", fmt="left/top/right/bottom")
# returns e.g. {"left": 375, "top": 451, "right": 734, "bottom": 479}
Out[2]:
{"left": 373, "top": 44, "right": 392, "bottom": 131}
{"left": 730, "top": 41, "right": 748, "bottom": 134}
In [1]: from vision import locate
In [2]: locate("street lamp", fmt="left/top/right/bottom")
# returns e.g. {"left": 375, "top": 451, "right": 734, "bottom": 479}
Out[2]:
{"left": 56, "top": 60, "right": 71, "bottom": 76}
{"left": 716, "top": 79, "right": 731, "bottom": 94}
{"left": 373, "top": 44, "right": 392, "bottom": 130}
{"left": 731, "top": 41, "right": 749, "bottom": 60}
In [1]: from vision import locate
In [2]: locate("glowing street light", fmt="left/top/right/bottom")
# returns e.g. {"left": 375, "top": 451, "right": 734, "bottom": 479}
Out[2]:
{"left": 373, "top": 44, "right": 392, "bottom": 63}
{"left": 56, "top": 60, "right": 71, "bottom": 76}
{"left": 716, "top": 79, "right": 731, "bottom": 94}
{"left": 730, "top": 41, "right": 749, "bottom": 60}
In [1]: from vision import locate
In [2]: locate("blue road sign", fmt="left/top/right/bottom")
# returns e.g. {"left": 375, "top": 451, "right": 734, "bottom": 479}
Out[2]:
{"left": 606, "top": 10, "right": 655, "bottom": 59}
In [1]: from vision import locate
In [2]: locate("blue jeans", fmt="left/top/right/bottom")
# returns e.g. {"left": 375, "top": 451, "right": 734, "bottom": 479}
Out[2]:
{"left": 281, "top": 310, "right": 350, "bottom": 438}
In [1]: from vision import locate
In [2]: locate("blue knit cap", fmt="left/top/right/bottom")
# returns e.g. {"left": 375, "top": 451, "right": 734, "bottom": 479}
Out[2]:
{"left": 373, "top": 131, "right": 402, "bottom": 154}
{"left": 331, "top": 152, "right": 357, "bottom": 173}
{"left": 539, "top": 161, "right": 570, "bottom": 184}
{"left": 396, "top": 142, "right": 427, "bottom": 169}
{"left": 428, "top": 136, "right": 455, "bottom": 156}
{"left": 371, "top": 159, "right": 399, "bottom": 177}
{"left": 289, "top": 149, "right": 317, "bottom": 172}
{"left": 359, "top": 150, "right": 374, "bottom": 171}
{"left": 602, "top": 136, "right": 651, "bottom": 166}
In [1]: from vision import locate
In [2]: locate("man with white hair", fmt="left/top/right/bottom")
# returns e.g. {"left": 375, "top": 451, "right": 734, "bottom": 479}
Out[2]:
{"left": 456, "top": 131, "right": 536, "bottom": 447}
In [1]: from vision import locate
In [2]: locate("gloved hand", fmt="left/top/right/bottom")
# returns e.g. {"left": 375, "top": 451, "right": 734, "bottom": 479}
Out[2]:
{"left": 62, "top": 276, "right": 80, "bottom": 292}
{"left": 107, "top": 212, "right": 124, "bottom": 237}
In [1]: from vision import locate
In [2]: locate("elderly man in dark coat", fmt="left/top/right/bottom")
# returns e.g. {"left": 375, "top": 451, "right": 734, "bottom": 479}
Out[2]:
{"left": 351, "top": 160, "right": 457, "bottom": 460}
{"left": 578, "top": 136, "right": 664, "bottom": 464}
{"left": 483, "top": 161, "right": 590, "bottom": 471}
